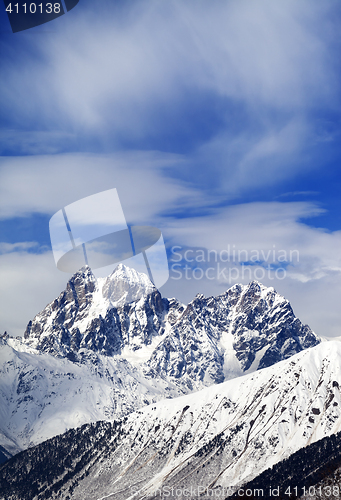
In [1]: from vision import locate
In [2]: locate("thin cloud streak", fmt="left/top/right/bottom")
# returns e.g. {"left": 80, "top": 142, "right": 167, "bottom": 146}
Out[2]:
{"left": 0, "top": 152, "right": 201, "bottom": 222}
{"left": 1, "top": 1, "right": 339, "bottom": 198}
{"left": 0, "top": 1, "right": 339, "bottom": 137}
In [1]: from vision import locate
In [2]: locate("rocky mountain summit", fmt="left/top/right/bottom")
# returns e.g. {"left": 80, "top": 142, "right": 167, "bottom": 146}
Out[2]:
{"left": 23, "top": 264, "right": 161, "bottom": 359}
{"left": 0, "top": 264, "right": 320, "bottom": 457}
{"left": 23, "top": 264, "right": 319, "bottom": 377}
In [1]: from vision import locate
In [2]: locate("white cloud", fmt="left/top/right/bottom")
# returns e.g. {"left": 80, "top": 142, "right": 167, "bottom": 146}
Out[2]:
{"left": 0, "top": 129, "right": 76, "bottom": 156}
{"left": 47, "top": 1, "right": 338, "bottom": 122}
{"left": 0, "top": 250, "right": 69, "bottom": 337}
{"left": 0, "top": 1, "right": 338, "bottom": 137}
{"left": 191, "top": 117, "right": 318, "bottom": 195}
{"left": 0, "top": 241, "right": 39, "bottom": 254}
{"left": 0, "top": 1, "right": 338, "bottom": 198}
{"left": 160, "top": 201, "right": 341, "bottom": 337}
{"left": 0, "top": 151, "right": 202, "bottom": 222}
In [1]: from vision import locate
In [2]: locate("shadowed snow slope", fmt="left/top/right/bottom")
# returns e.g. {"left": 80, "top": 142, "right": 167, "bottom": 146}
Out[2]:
{"left": 0, "top": 342, "right": 340, "bottom": 500}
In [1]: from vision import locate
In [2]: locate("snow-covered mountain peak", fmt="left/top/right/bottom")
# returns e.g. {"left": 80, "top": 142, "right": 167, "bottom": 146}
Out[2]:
{"left": 223, "top": 280, "right": 286, "bottom": 312}
{"left": 67, "top": 265, "right": 97, "bottom": 294}
{"left": 230, "top": 279, "right": 272, "bottom": 298}
{"left": 21, "top": 265, "right": 319, "bottom": 369}
{"left": 109, "top": 262, "right": 151, "bottom": 284}
{"left": 0, "top": 268, "right": 322, "bottom": 459}
{"left": 101, "top": 263, "right": 156, "bottom": 307}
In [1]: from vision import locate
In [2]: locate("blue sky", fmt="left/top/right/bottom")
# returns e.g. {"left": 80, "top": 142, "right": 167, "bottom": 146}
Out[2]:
{"left": 0, "top": 0, "right": 341, "bottom": 337}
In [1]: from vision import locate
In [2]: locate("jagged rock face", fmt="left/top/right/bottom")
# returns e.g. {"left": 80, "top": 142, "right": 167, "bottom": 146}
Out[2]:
{"left": 24, "top": 266, "right": 97, "bottom": 357}
{"left": 227, "top": 282, "right": 318, "bottom": 370}
{"left": 1, "top": 342, "right": 341, "bottom": 500}
{"left": 144, "top": 281, "right": 319, "bottom": 386}
{"left": 23, "top": 265, "right": 319, "bottom": 377}
{"left": 24, "top": 265, "right": 168, "bottom": 359}
{"left": 0, "top": 265, "right": 320, "bottom": 456}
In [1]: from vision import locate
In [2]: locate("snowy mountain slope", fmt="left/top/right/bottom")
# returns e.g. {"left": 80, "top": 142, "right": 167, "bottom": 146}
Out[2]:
{"left": 0, "top": 265, "right": 320, "bottom": 456}
{"left": 1, "top": 341, "right": 341, "bottom": 500}
{"left": 0, "top": 338, "right": 183, "bottom": 457}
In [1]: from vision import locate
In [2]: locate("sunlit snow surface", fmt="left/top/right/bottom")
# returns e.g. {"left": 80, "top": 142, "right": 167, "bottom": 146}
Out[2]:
{"left": 68, "top": 342, "right": 341, "bottom": 499}
{"left": 2, "top": 342, "right": 341, "bottom": 499}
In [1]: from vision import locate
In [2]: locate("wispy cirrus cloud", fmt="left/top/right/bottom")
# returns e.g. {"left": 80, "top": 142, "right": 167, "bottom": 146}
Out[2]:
{"left": 0, "top": 0, "right": 340, "bottom": 167}
{"left": 0, "top": 152, "right": 198, "bottom": 222}
{"left": 0, "top": 241, "right": 39, "bottom": 254}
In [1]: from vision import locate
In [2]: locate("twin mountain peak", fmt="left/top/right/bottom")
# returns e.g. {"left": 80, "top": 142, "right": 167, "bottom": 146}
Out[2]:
{"left": 22, "top": 263, "right": 319, "bottom": 378}
{"left": 0, "top": 263, "right": 321, "bottom": 458}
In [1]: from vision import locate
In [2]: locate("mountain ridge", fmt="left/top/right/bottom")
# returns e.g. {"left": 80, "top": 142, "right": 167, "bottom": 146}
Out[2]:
{"left": 1, "top": 340, "right": 341, "bottom": 500}
{"left": 0, "top": 264, "right": 320, "bottom": 458}
{"left": 23, "top": 264, "right": 319, "bottom": 372}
